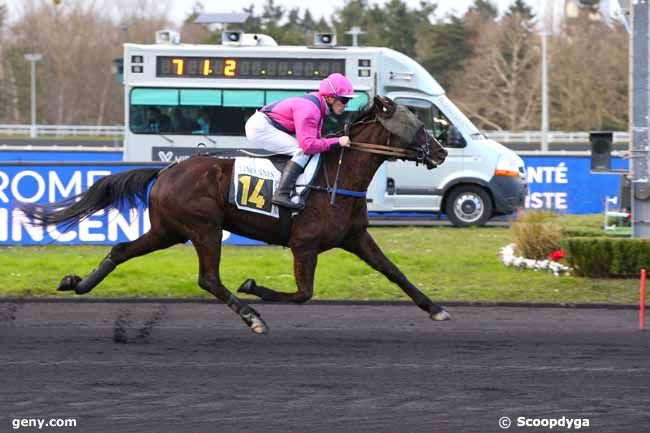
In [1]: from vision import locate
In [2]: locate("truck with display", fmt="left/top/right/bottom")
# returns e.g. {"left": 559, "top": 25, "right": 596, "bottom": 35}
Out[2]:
{"left": 120, "top": 30, "right": 527, "bottom": 226}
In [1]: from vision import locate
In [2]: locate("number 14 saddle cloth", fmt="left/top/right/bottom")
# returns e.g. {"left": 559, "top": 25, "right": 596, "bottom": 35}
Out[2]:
{"left": 228, "top": 155, "right": 321, "bottom": 218}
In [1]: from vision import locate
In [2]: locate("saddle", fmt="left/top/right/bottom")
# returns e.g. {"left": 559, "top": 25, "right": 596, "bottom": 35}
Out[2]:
{"left": 227, "top": 154, "right": 322, "bottom": 218}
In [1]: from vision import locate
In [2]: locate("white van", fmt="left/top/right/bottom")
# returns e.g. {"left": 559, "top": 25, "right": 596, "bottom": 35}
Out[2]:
{"left": 121, "top": 31, "right": 527, "bottom": 226}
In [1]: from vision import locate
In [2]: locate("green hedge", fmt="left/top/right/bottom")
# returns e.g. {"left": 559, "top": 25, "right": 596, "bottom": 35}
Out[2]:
{"left": 562, "top": 228, "right": 608, "bottom": 238}
{"left": 561, "top": 237, "right": 650, "bottom": 277}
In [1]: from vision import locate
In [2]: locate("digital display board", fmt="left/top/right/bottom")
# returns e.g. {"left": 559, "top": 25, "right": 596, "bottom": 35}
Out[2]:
{"left": 156, "top": 56, "right": 345, "bottom": 80}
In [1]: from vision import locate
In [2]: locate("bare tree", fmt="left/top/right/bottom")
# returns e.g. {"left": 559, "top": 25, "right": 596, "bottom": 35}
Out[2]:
{"left": 451, "top": 10, "right": 541, "bottom": 130}
{"left": 0, "top": 1, "right": 7, "bottom": 121}
{"left": 5, "top": 0, "right": 171, "bottom": 125}
{"left": 549, "top": 16, "right": 627, "bottom": 131}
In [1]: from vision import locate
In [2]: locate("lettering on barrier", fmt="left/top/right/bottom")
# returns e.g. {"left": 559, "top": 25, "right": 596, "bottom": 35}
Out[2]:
{"left": 0, "top": 167, "right": 149, "bottom": 245}
{"left": 524, "top": 162, "right": 569, "bottom": 211}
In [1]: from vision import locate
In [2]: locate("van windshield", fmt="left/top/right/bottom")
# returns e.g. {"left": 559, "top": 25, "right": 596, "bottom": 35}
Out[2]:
{"left": 433, "top": 95, "right": 486, "bottom": 139}
{"left": 394, "top": 97, "right": 461, "bottom": 148}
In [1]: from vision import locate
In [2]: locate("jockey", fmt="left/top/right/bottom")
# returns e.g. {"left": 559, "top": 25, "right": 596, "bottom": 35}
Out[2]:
{"left": 245, "top": 73, "right": 356, "bottom": 209}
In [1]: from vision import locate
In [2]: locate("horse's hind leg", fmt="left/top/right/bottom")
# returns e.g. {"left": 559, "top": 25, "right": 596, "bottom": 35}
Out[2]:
{"left": 342, "top": 230, "right": 450, "bottom": 321}
{"left": 58, "top": 228, "right": 182, "bottom": 295}
{"left": 238, "top": 245, "right": 317, "bottom": 303}
{"left": 192, "top": 228, "right": 268, "bottom": 334}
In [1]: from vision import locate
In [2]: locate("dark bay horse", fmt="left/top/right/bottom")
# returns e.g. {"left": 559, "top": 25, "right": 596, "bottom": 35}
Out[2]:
{"left": 19, "top": 96, "right": 449, "bottom": 334}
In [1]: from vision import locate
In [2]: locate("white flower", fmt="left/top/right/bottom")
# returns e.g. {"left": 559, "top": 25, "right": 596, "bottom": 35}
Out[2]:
{"left": 499, "top": 243, "right": 571, "bottom": 276}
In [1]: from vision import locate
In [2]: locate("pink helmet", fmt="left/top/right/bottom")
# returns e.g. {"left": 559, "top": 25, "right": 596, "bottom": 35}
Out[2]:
{"left": 318, "top": 73, "right": 356, "bottom": 99}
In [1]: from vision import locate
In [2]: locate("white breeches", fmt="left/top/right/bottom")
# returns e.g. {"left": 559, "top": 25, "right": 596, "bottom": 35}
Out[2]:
{"left": 245, "top": 111, "right": 310, "bottom": 167}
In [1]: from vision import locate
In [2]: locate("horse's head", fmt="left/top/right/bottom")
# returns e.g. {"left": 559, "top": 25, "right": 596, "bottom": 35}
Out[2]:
{"left": 373, "top": 95, "right": 447, "bottom": 169}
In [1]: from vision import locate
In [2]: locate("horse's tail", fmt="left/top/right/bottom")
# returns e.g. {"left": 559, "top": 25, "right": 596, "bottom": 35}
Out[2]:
{"left": 18, "top": 168, "right": 160, "bottom": 229}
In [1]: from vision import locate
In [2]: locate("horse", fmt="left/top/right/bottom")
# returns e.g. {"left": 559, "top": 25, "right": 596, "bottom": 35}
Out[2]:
{"left": 19, "top": 95, "right": 449, "bottom": 334}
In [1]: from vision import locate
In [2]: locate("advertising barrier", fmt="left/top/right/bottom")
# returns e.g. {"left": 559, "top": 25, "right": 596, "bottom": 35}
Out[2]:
{"left": 524, "top": 156, "right": 628, "bottom": 214}
{"left": 0, "top": 154, "right": 629, "bottom": 245}
{"left": 0, "top": 150, "right": 121, "bottom": 162}
{"left": 0, "top": 162, "right": 262, "bottom": 246}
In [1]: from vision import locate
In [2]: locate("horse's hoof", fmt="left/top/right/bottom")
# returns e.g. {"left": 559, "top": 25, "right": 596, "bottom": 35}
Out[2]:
{"left": 250, "top": 316, "right": 269, "bottom": 335}
{"left": 431, "top": 310, "right": 451, "bottom": 321}
{"left": 237, "top": 278, "right": 257, "bottom": 295}
{"left": 240, "top": 306, "right": 268, "bottom": 334}
{"left": 57, "top": 275, "right": 82, "bottom": 292}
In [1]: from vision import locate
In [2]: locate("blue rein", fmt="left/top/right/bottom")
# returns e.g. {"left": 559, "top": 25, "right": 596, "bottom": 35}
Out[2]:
{"left": 304, "top": 184, "right": 367, "bottom": 198}
{"left": 332, "top": 188, "right": 366, "bottom": 198}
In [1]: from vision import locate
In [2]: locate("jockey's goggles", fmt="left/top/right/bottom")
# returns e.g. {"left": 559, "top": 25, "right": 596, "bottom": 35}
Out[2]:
{"left": 336, "top": 96, "right": 352, "bottom": 105}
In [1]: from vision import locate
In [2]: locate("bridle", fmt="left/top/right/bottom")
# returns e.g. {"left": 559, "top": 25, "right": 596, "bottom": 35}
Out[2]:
{"left": 347, "top": 117, "right": 441, "bottom": 167}
{"left": 316, "top": 115, "right": 442, "bottom": 204}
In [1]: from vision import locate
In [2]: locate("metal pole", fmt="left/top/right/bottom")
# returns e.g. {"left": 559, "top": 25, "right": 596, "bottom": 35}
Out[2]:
{"left": 631, "top": 1, "right": 650, "bottom": 238}
{"left": 541, "top": 30, "right": 549, "bottom": 152}
{"left": 30, "top": 60, "right": 36, "bottom": 138}
{"left": 24, "top": 53, "right": 42, "bottom": 139}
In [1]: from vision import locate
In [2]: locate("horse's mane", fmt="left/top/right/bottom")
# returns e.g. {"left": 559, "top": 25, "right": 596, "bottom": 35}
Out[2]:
{"left": 349, "top": 101, "right": 377, "bottom": 124}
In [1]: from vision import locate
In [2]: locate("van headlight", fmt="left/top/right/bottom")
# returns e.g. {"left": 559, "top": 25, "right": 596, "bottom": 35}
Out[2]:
{"left": 495, "top": 154, "right": 524, "bottom": 178}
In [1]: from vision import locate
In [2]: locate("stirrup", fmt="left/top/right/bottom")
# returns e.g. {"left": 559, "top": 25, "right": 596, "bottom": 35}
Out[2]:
{"left": 272, "top": 194, "right": 304, "bottom": 210}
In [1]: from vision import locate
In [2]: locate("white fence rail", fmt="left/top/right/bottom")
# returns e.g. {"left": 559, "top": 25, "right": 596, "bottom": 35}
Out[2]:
{"left": 484, "top": 131, "right": 629, "bottom": 143}
{"left": 0, "top": 125, "right": 631, "bottom": 144}
{"left": 0, "top": 124, "right": 123, "bottom": 137}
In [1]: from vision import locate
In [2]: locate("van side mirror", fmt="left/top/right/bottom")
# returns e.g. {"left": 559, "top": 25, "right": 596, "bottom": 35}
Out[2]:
{"left": 447, "top": 125, "right": 465, "bottom": 148}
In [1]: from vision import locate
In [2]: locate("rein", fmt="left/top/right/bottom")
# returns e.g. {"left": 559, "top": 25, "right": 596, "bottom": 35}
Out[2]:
{"left": 348, "top": 141, "right": 414, "bottom": 159}
{"left": 346, "top": 117, "right": 433, "bottom": 164}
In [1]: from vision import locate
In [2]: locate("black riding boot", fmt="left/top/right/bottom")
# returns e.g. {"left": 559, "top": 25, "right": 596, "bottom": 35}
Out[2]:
{"left": 272, "top": 161, "right": 304, "bottom": 210}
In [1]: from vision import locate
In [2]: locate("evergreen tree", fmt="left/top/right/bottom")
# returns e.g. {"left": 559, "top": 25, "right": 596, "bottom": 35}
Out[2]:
{"left": 261, "top": 0, "right": 285, "bottom": 40}
{"left": 242, "top": 4, "right": 263, "bottom": 33}
{"left": 286, "top": 8, "right": 300, "bottom": 29}
{"left": 314, "top": 18, "right": 331, "bottom": 33}
{"left": 467, "top": 0, "right": 498, "bottom": 22}
{"left": 383, "top": 0, "right": 418, "bottom": 56}
{"left": 417, "top": 16, "right": 473, "bottom": 89}
{"left": 506, "top": 0, "right": 534, "bottom": 19}
{"left": 300, "top": 9, "right": 315, "bottom": 33}
{"left": 281, "top": 8, "right": 308, "bottom": 45}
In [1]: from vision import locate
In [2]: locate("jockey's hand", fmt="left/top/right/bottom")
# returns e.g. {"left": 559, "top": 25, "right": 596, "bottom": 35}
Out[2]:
{"left": 338, "top": 136, "right": 351, "bottom": 147}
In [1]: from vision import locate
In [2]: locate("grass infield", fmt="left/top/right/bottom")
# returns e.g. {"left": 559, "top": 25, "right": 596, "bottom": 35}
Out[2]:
{"left": 0, "top": 218, "right": 640, "bottom": 304}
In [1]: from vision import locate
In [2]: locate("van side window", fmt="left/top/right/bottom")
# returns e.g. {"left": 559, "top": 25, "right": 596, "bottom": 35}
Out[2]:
{"left": 432, "top": 106, "right": 451, "bottom": 147}
{"left": 395, "top": 98, "right": 465, "bottom": 148}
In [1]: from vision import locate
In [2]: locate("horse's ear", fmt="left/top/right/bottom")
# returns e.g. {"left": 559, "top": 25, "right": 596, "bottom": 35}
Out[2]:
{"left": 375, "top": 95, "right": 396, "bottom": 118}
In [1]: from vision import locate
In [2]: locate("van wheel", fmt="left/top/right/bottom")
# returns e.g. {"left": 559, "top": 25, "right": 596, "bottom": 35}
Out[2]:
{"left": 445, "top": 185, "right": 492, "bottom": 227}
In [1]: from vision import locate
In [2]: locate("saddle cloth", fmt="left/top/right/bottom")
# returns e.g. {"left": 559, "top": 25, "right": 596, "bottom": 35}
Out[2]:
{"left": 228, "top": 155, "right": 321, "bottom": 218}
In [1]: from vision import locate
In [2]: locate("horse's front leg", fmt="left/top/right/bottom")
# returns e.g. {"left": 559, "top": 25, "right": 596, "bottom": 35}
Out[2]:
{"left": 238, "top": 244, "right": 317, "bottom": 303}
{"left": 343, "top": 230, "right": 450, "bottom": 321}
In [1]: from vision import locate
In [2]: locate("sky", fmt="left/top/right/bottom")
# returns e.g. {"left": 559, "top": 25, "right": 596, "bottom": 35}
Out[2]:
{"left": 4, "top": 0, "right": 536, "bottom": 26}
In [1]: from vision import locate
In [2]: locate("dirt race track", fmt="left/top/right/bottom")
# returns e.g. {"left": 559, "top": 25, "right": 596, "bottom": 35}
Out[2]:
{"left": 1, "top": 301, "right": 649, "bottom": 433}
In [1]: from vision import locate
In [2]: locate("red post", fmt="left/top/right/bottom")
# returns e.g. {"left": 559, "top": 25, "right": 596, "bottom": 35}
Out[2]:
{"left": 641, "top": 269, "right": 647, "bottom": 331}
